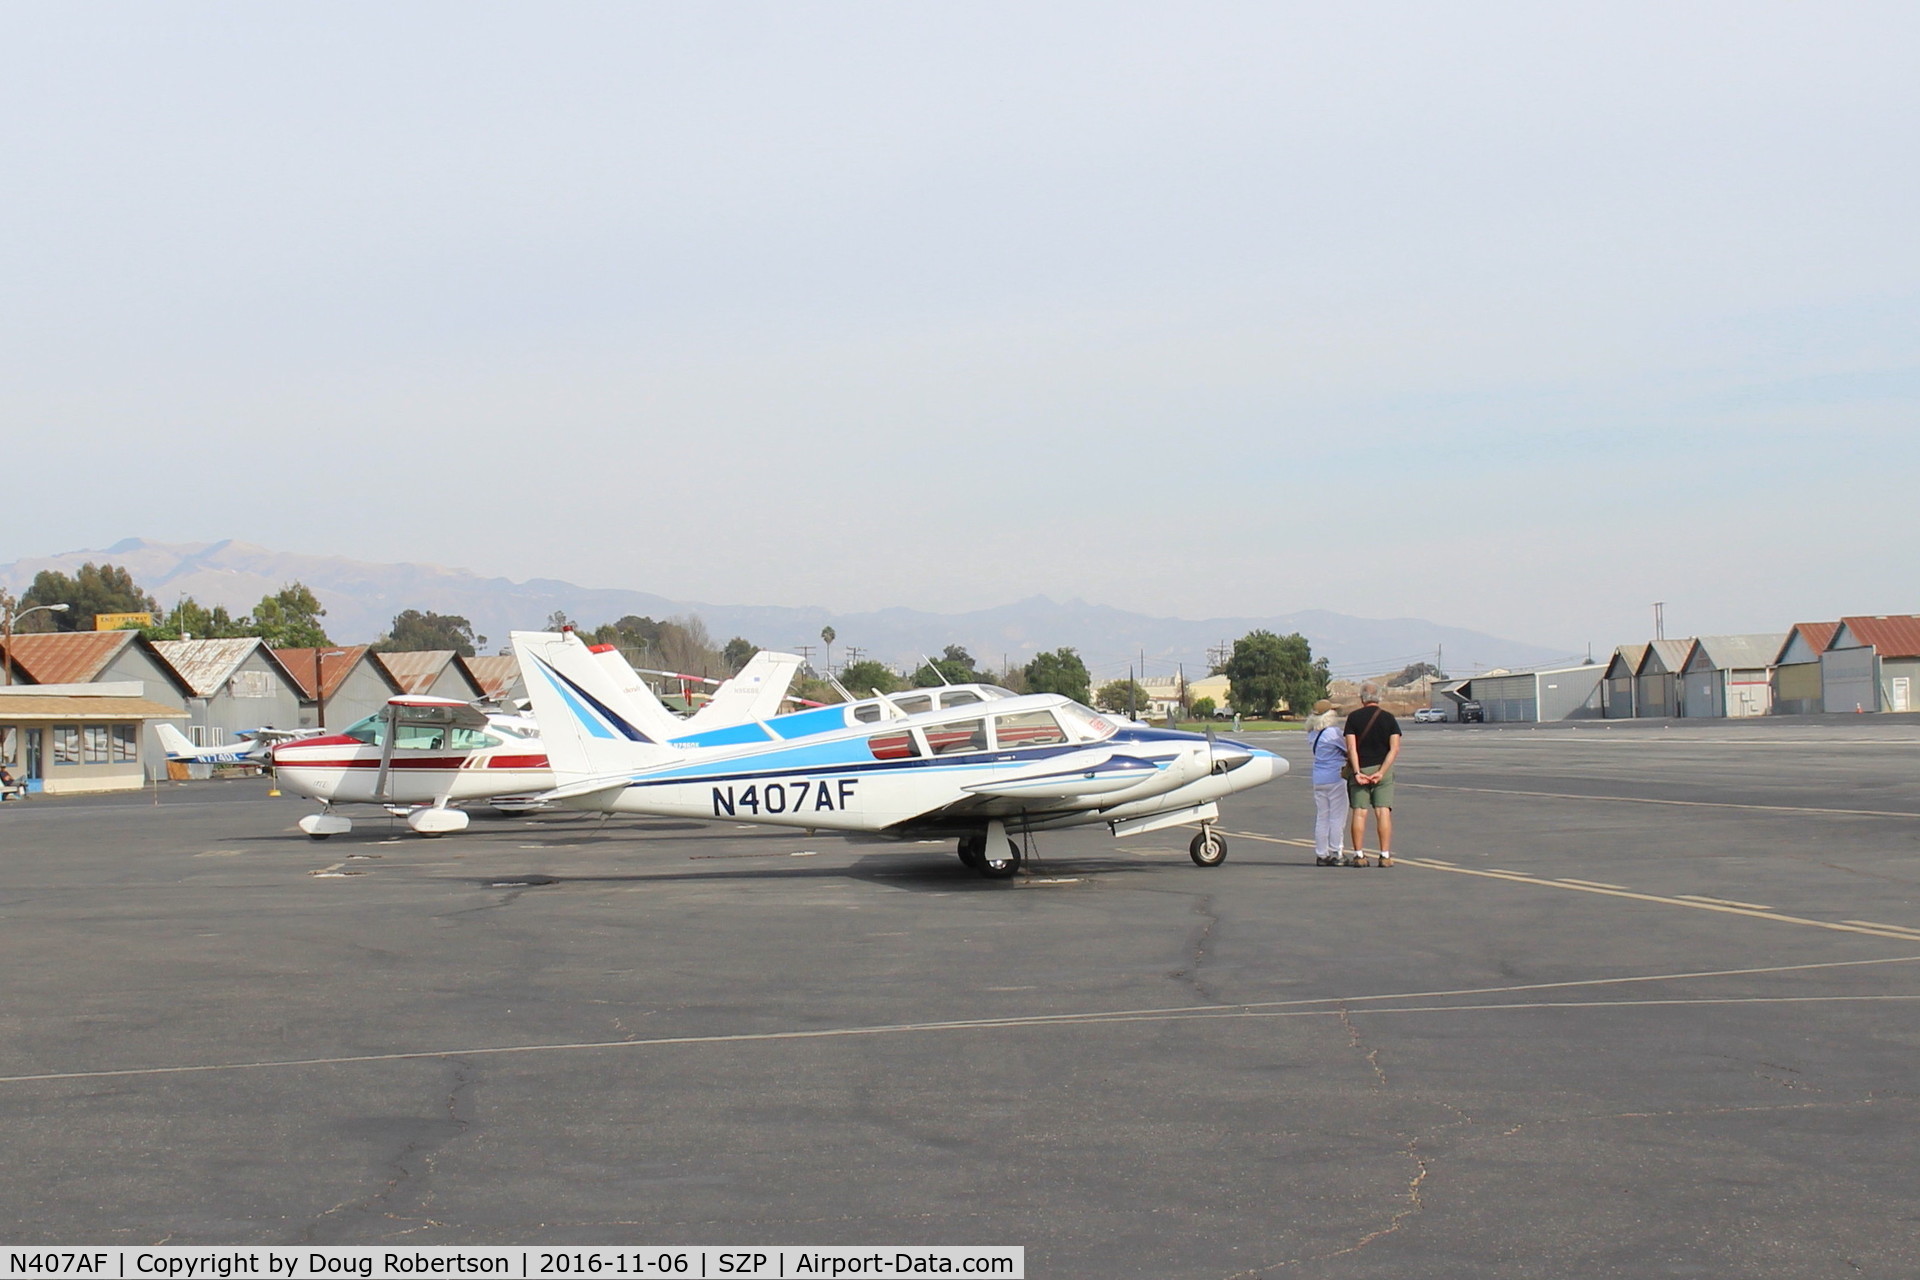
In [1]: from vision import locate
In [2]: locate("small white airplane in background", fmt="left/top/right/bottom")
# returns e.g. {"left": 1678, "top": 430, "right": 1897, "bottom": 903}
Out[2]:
{"left": 156, "top": 722, "right": 322, "bottom": 766}
{"left": 513, "top": 630, "right": 1286, "bottom": 877}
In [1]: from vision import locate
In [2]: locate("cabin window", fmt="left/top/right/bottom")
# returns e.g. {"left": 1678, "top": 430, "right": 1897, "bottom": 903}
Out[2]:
{"left": 852, "top": 703, "right": 884, "bottom": 724}
{"left": 923, "top": 718, "right": 988, "bottom": 756}
{"left": 940, "top": 690, "right": 983, "bottom": 708}
{"left": 992, "top": 710, "right": 1068, "bottom": 749}
{"left": 1055, "top": 702, "right": 1118, "bottom": 743}
{"left": 342, "top": 714, "right": 385, "bottom": 746}
{"left": 446, "top": 727, "right": 501, "bottom": 750}
{"left": 891, "top": 694, "right": 934, "bottom": 716}
{"left": 867, "top": 728, "right": 924, "bottom": 761}
{"left": 393, "top": 722, "right": 452, "bottom": 750}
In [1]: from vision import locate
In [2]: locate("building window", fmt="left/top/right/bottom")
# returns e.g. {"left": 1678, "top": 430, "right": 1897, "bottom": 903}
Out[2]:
{"left": 113, "top": 724, "right": 138, "bottom": 762}
{"left": 53, "top": 725, "right": 80, "bottom": 765}
{"left": 1, "top": 726, "right": 14, "bottom": 765}
{"left": 189, "top": 725, "right": 224, "bottom": 748}
{"left": 83, "top": 725, "right": 110, "bottom": 763}
{"left": 229, "top": 670, "right": 275, "bottom": 698}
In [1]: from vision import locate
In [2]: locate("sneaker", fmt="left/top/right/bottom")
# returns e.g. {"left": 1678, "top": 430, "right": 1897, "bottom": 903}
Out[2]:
{"left": 1314, "top": 853, "right": 1338, "bottom": 866}
{"left": 1378, "top": 853, "right": 1395, "bottom": 867}
{"left": 1340, "top": 853, "right": 1367, "bottom": 867}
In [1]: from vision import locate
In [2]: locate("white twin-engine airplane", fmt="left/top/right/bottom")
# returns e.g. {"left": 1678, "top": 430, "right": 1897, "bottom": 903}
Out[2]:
{"left": 513, "top": 630, "right": 1287, "bottom": 877}
{"left": 273, "top": 647, "right": 805, "bottom": 838}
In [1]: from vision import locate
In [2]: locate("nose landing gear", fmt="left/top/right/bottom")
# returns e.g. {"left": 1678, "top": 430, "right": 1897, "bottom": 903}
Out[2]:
{"left": 1189, "top": 825, "right": 1227, "bottom": 867}
{"left": 957, "top": 819, "right": 1023, "bottom": 879}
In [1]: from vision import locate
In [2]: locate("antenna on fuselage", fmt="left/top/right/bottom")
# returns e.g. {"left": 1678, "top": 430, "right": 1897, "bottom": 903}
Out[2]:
{"left": 919, "top": 655, "right": 954, "bottom": 687}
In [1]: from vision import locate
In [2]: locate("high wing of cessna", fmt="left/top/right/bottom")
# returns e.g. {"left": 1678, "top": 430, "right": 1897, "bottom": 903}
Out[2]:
{"left": 512, "top": 629, "right": 1287, "bottom": 877}
{"left": 272, "top": 645, "right": 812, "bottom": 839}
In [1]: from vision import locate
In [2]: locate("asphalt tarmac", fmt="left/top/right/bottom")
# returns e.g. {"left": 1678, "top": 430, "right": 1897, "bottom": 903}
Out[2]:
{"left": 2, "top": 715, "right": 1918, "bottom": 1277}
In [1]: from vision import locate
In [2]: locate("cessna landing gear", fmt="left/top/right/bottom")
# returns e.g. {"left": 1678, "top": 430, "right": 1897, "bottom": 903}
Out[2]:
{"left": 957, "top": 834, "right": 985, "bottom": 871}
{"left": 1189, "top": 825, "right": 1228, "bottom": 867}
{"left": 978, "top": 838, "right": 1022, "bottom": 879}
{"left": 299, "top": 809, "right": 353, "bottom": 840}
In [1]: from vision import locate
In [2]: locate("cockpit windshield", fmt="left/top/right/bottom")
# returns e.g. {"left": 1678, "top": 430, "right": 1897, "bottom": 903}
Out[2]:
{"left": 1056, "top": 702, "right": 1118, "bottom": 743}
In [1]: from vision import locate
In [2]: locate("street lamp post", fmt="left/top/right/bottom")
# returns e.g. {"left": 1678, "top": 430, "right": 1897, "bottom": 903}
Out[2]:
{"left": 2, "top": 602, "right": 73, "bottom": 686}
{"left": 313, "top": 649, "right": 347, "bottom": 730}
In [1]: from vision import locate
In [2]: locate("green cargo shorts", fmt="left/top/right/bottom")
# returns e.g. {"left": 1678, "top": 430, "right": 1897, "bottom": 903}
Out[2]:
{"left": 1347, "top": 769, "right": 1395, "bottom": 810}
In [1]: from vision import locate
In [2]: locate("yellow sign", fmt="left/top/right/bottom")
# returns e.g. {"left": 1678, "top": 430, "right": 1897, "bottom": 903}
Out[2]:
{"left": 94, "top": 612, "right": 154, "bottom": 631}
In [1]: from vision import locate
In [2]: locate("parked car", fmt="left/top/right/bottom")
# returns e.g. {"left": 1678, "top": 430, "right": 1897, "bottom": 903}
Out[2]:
{"left": 1457, "top": 700, "right": 1485, "bottom": 723}
{"left": 1412, "top": 707, "right": 1447, "bottom": 723}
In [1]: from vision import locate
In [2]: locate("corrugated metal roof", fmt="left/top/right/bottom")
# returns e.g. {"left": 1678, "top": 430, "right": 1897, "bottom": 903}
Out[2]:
{"left": 1637, "top": 638, "right": 1693, "bottom": 675}
{"left": 372, "top": 650, "right": 458, "bottom": 694}
{"left": 1835, "top": 615, "right": 1920, "bottom": 659}
{"left": 460, "top": 655, "right": 519, "bottom": 698}
{"left": 274, "top": 645, "right": 383, "bottom": 700}
{"left": 1605, "top": 643, "right": 1649, "bottom": 677}
{"left": 0, "top": 694, "right": 185, "bottom": 720}
{"left": 150, "top": 638, "right": 265, "bottom": 697}
{"left": 0, "top": 631, "right": 139, "bottom": 685}
{"left": 1686, "top": 633, "right": 1788, "bottom": 672}
{"left": 1778, "top": 621, "right": 1839, "bottom": 662}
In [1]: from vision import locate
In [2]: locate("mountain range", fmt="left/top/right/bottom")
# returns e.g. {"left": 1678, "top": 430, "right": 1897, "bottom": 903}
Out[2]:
{"left": 1, "top": 539, "right": 1573, "bottom": 679}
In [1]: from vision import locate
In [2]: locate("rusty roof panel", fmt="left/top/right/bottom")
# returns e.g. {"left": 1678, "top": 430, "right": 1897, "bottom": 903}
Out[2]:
{"left": 0, "top": 631, "right": 139, "bottom": 685}
{"left": 1836, "top": 615, "right": 1920, "bottom": 659}
{"left": 273, "top": 645, "right": 384, "bottom": 701}
{"left": 1780, "top": 622, "right": 1839, "bottom": 661}
{"left": 459, "top": 655, "right": 519, "bottom": 698}
{"left": 150, "top": 638, "right": 266, "bottom": 697}
{"left": 371, "top": 650, "right": 458, "bottom": 694}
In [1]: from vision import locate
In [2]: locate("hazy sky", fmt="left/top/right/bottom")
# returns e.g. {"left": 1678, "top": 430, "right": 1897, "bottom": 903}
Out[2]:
{"left": 5, "top": 2, "right": 1915, "bottom": 650}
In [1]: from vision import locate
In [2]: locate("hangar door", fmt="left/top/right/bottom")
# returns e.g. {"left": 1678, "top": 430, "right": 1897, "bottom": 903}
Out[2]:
{"left": 1475, "top": 674, "right": 1536, "bottom": 723}
{"left": 1681, "top": 670, "right": 1721, "bottom": 719}
{"left": 1822, "top": 650, "right": 1878, "bottom": 713}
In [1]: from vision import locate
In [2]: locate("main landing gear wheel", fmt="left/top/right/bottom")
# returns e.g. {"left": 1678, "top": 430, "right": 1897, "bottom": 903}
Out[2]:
{"left": 1189, "top": 827, "right": 1228, "bottom": 867}
{"left": 957, "top": 835, "right": 985, "bottom": 871}
{"left": 979, "top": 837, "right": 1022, "bottom": 879}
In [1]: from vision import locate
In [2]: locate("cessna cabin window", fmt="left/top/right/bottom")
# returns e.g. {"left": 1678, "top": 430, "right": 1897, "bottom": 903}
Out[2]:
{"left": 991, "top": 710, "right": 1068, "bottom": 750}
{"left": 341, "top": 714, "right": 386, "bottom": 747}
{"left": 923, "top": 718, "right": 988, "bottom": 756}
{"left": 891, "top": 694, "right": 934, "bottom": 716}
{"left": 867, "top": 728, "right": 924, "bottom": 761}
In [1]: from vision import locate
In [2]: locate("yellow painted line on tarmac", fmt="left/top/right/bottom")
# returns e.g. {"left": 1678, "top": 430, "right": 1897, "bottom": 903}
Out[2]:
{"left": 1844, "top": 920, "right": 1920, "bottom": 938}
{"left": 1393, "top": 857, "right": 1920, "bottom": 942}
{"left": 1678, "top": 894, "right": 1772, "bottom": 911}
{"left": 1559, "top": 878, "right": 1630, "bottom": 890}
{"left": 1221, "top": 830, "right": 1316, "bottom": 849}
{"left": 1395, "top": 783, "right": 1920, "bottom": 820}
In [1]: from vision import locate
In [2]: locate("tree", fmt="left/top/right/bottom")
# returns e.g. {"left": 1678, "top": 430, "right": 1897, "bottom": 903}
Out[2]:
{"left": 545, "top": 610, "right": 573, "bottom": 631}
{"left": 912, "top": 644, "right": 982, "bottom": 687}
{"left": 1386, "top": 660, "right": 1444, "bottom": 686}
{"left": 1224, "top": 630, "right": 1329, "bottom": 719}
{"left": 1024, "top": 648, "right": 1091, "bottom": 703}
{"left": 19, "top": 563, "right": 158, "bottom": 631}
{"left": 820, "top": 625, "right": 836, "bottom": 671}
{"left": 1096, "top": 678, "right": 1153, "bottom": 716}
{"left": 722, "top": 636, "right": 756, "bottom": 673}
{"left": 141, "top": 597, "right": 251, "bottom": 641}
{"left": 250, "top": 583, "right": 331, "bottom": 649}
{"left": 839, "top": 659, "right": 901, "bottom": 696}
{"left": 1191, "top": 696, "right": 1217, "bottom": 720}
{"left": 376, "top": 609, "right": 482, "bottom": 656}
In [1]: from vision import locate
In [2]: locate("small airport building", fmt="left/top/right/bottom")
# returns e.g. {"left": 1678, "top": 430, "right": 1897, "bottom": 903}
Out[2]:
{"left": 1822, "top": 616, "right": 1920, "bottom": 714}
{"left": 1772, "top": 623, "right": 1837, "bottom": 716}
{"left": 1633, "top": 640, "right": 1692, "bottom": 719}
{"left": 1679, "top": 634, "right": 1786, "bottom": 719}
{"left": 1445, "top": 662, "right": 1605, "bottom": 723}
{"left": 150, "top": 638, "right": 306, "bottom": 748}
{"left": 0, "top": 682, "right": 187, "bottom": 795}
{"left": 1602, "top": 644, "right": 1648, "bottom": 719}
{"left": 0, "top": 630, "right": 192, "bottom": 778}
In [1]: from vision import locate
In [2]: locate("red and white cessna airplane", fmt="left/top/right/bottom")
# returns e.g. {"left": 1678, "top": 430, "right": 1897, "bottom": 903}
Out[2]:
{"left": 272, "top": 648, "right": 804, "bottom": 838}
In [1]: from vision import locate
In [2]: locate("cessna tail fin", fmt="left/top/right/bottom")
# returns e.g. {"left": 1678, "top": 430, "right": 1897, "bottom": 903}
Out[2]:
{"left": 586, "top": 643, "right": 696, "bottom": 743}
{"left": 156, "top": 722, "right": 201, "bottom": 759}
{"left": 513, "top": 630, "right": 684, "bottom": 783}
{"left": 682, "top": 651, "right": 804, "bottom": 731}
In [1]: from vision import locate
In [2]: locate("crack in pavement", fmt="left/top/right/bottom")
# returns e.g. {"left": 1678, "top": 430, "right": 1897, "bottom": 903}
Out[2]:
{"left": 1168, "top": 893, "right": 1221, "bottom": 1004}
{"left": 295, "top": 1059, "right": 477, "bottom": 1244}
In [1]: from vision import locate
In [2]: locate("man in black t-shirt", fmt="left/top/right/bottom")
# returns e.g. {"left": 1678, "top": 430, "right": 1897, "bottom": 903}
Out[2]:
{"left": 1343, "top": 685, "right": 1402, "bottom": 866}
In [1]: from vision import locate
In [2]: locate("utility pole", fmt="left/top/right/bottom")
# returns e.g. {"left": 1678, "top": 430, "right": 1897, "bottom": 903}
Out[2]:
{"left": 1653, "top": 602, "right": 1665, "bottom": 641}
{"left": 845, "top": 646, "right": 866, "bottom": 669}
{"left": 796, "top": 644, "right": 815, "bottom": 674}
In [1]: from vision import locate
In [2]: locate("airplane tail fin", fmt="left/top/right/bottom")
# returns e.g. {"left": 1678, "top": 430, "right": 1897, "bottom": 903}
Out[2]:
{"left": 156, "top": 722, "right": 200, "bottom": 760}
{"left": 585, "top": 642, "right": 694, "bottom": 743}
{"left": 512, "top": 631, "right": 684, "bottom": 783}
{"left": 683, "top": 651, "right": 804, "bottom": 730}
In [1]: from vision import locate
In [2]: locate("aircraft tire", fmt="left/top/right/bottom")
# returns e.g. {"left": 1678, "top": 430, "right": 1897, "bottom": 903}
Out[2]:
{"left": 979, "top": 838, "right": 1022, "bottom": 880}
{"left": 1189, "top": 828, "right": 1228, "bottom": 867}
{"left": 957, "top": 835, "right": 985, "bottom": 871}
{"left": 308, "top": 833, "right": 331, "bottom": 841}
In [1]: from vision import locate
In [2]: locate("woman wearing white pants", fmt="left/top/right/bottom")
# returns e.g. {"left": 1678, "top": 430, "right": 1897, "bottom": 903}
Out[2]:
{"left": 1305, "top": 700, "right": 1351, "bottom": 865}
